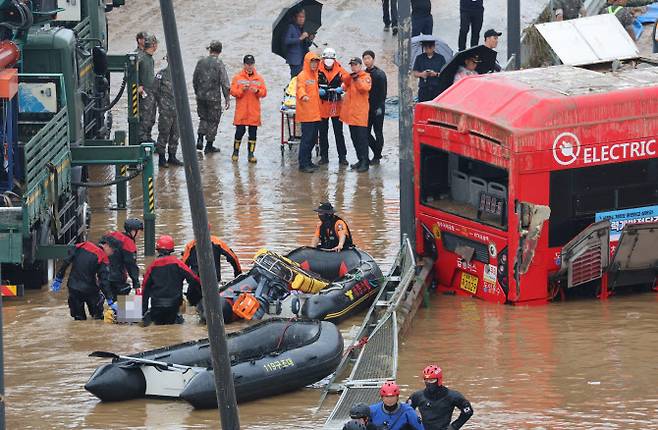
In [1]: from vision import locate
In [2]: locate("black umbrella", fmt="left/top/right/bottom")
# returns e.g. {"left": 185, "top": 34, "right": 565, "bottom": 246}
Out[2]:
{"left": 272, "top": 0, "right": 323, "bottom": 60}
{"left": 435, "top": 45, "right": 498, "bottom": 95}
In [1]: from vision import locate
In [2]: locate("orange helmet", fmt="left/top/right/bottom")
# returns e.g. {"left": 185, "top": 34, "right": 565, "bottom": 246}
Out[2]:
{"left": 232, "top": 293, "right": 261, "bottom": 320}
{"left": 379, "top": 381, "right": 400, "bottom": 397}
{"left": 423, "top": 365, "right": 443, "bottom": 385}
{"left": 156, "top": 235, "right": 175, "bottom": 251}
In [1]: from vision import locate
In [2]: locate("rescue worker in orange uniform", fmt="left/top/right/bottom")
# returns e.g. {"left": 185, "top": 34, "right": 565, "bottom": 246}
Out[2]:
{"left": 142, "top": 235, "right": 202, "bottom": 325}
{"left": 310, "top": 202, "right": 354, "bottom": 252}
{"left": 296, "top": 51, "right": 322, "bottom": 173}
{"left": 340, "top": 57, "right": 372, "bottom": 173}
{"left": 318, "top": 47, "right": 349, "bottom": 166}
{"left": 230, "top": 54, "right": 267, "bottom": 163}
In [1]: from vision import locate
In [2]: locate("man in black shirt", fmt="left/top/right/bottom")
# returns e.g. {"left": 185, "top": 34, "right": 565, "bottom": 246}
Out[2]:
{"left": 363, "top": 50, "right": 387, "bottom": 165}
{"left": 408, "top": 365, "right": 474, "bottom": 430}
{"left": 412, "top": 0, "right": 433, "bottom": 36}
{"left": 413, "top": 41, "right": 446, "bottom": 102}
{"left": 459, "top": 0, "right": 484, "bottom": 51}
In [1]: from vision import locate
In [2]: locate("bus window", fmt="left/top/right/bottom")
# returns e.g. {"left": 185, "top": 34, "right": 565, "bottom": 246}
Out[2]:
{"left": 549, "top": 158, "right": 658, "bottom": 247}
{"left": 420, "top": 145, "right": 509, "bottom": 229}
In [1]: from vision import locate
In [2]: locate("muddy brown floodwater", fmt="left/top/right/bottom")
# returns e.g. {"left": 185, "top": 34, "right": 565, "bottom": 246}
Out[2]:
{"left": 4, "top": 0, "right": 658, "bottom": 428}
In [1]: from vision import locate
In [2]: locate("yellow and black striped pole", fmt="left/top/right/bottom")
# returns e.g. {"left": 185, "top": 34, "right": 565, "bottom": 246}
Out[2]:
{"left": 140, "top": 142, "right": 156, "bottom": 255}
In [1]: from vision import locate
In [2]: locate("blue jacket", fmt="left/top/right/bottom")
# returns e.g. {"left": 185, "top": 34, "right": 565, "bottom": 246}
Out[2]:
{"left": 283, "top": 23, "right": 310, "bottom": 66}
{"left": 370, "top": 402, "right": 424, "bottom": 430}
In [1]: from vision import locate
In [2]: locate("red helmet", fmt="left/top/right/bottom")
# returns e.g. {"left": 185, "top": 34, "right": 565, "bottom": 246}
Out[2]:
{"left": 379, "top": 381, "right": 400, "bottom": 397}
{"left": 156, "top": 235, "right": 175, "bottom": 251}
{"left": 423, "top": 365, "right": 443, "bottom": 385}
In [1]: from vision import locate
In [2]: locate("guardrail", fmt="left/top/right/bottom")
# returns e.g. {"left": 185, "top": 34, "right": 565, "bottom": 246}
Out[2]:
{"left": 321, "top": 237, "right": 433, "bottom": 429}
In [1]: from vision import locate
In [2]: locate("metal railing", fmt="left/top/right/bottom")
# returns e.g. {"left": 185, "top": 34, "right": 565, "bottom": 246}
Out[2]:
{"left": 322, "top": 237, "right": 425, "bottom": 429}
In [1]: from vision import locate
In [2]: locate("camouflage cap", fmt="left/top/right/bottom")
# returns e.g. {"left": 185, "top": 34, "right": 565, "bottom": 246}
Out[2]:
{"left": 207, "top": 40, "right": 223, "bottom": 53}
{"left": 144, "top": 34, "right": 158, "bottom": 49}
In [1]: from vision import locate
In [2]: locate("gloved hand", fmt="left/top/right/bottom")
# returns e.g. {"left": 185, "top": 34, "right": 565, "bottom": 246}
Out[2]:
{"left": 319, "top": 88, "right": 327, "bottom": 97}
{"left": 107, "top": 299, "right": 118, "bottom": 313}
{"left": 375, "top": 107, "right": 384, "bottom": 117}
{"left": 50, "top": 276, "right": 63, "bottom": 292}
{"left": 334, "top": 87, "right": 344, "bottom": 95}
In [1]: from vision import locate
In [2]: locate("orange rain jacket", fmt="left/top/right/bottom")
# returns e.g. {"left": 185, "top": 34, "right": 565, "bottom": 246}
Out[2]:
{"left": 318, "top": 60, "right": 349, "bottom": 119}
{"left": 339, "top": 70, "right": 372, "bottom": 127}
{"left": 295, "top": 52, "right": 322, "bottom": 123}
{"left": 230, "top": 68, "right": 267, "bottom": 126}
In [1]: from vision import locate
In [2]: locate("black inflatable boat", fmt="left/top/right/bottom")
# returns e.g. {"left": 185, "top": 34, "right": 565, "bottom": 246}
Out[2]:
{"left": 219, "top": 247, "right": 383, "bottom": 323}
{"left": 288, "top": 247, "right": 384, "bottom": 322}
{"left": 85, "top": 318, "right": 343, "bottom": 407}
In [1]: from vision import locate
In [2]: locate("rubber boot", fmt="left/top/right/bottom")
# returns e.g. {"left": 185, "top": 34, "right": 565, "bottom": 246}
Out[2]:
{"left": 232, "top": 139, "right": 241, "bottom": 162}
{"left": 158, "top": 152, "right": 168, "bottom": 168}
{"left": 248, "top": 140, "right": 257, "bottom": 163}
{"left": 196, "top": 134, "right": 204, "bottom": 150}
{"left": 204, "top": 140, "right": 220, "bottom": 154}
{"left": 168, "top": 153, "right": 183, "bottom": 166}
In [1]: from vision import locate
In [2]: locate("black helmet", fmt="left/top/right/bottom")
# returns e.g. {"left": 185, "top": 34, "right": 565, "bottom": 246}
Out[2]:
{"left": 349, "top": 403, "right": 371, "bottom": 419}
{"left": 314, "top": 202, "right": 336, "bottom": 214}
{"left": 124, "top": 218, "right": 144, "bottom": 233}
{"left": 342, "top": 420, "right": 367, "bottom": 430}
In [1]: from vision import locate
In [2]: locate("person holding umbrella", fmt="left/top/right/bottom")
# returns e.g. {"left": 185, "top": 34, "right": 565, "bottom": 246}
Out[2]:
{"left": 454, "top": 55, "right": 480, "bottom": 84}
{"left": 413, "top": 40, "right": 446, "bottom": 102}
{"left": 284, "top": 8, "right": 315, "bottom": 78}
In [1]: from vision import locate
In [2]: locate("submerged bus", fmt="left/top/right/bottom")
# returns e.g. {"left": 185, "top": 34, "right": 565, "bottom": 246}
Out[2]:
{"left": 414, "top": 62, "right": 658, "bottom": 305}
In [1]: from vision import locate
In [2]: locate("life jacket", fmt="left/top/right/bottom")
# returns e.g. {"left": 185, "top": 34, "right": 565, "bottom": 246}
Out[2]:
{"left": 319, "top": 215, "right": 354, "bottom": 249}
{"left": 318, "top": 66, "right": 344, "bottom": 101}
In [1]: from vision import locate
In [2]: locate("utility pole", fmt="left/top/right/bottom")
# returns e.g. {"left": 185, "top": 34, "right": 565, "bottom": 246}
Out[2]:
{"left": 508, "top": 0, "right": 521, "bottom": 68}
{"left": 0, "top": 284, "right": 4, "bottom": 430}
{"left": 157, "top": 1, "right": 240, "bottom": 428}
{"left": 398, "top": 0, "right": 416, "bottom": 247}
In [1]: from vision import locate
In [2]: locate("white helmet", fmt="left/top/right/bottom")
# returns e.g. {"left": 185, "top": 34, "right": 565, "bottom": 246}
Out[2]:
{"left": 322, "top": 47, "right": 337, "bottom": 59}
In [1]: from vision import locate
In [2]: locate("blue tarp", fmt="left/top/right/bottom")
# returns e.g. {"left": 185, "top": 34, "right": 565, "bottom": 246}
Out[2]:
{"left": 637, "top": 3, "right": 658, "bottom": 24}
{"left": 632, "top": 2, "right": 658, "bottom": 40}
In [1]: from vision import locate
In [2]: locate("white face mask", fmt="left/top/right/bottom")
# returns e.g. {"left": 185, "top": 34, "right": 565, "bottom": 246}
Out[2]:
{"left": 323, "top": 58, "right": 335, "bottom": 68}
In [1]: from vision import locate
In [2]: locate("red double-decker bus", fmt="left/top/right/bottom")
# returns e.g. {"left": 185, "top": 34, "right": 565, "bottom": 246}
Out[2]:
{"left": 414, "top": 63, "right": 658, "bottom": 305}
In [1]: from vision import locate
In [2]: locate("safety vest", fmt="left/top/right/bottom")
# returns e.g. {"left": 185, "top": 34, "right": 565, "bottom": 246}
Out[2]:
{"left": 607, "top": 5, "right": 623, "bottom": 15}
{"left": 319, "top": 216, "right": 354, "bottom": 249}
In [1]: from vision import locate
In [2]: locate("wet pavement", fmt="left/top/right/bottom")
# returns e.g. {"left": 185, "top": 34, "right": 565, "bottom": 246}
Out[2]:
{"left": 4, "top": 0, "right": 658, "bottom": 428}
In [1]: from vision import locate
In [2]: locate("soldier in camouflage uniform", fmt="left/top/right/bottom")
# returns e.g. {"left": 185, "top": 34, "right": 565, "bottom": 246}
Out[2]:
{"left": 153, "top": 63, "right": 183, "bottom": 168}
{"left": 192, "top": 40, "right": 230, "bottom": 154}
{"left": 138, "top": 34, "right": 158, "bottom": 143}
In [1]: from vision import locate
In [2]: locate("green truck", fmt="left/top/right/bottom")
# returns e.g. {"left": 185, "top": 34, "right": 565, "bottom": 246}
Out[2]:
{"left": 0, "top": 0, "right": 155, "bottom": 293}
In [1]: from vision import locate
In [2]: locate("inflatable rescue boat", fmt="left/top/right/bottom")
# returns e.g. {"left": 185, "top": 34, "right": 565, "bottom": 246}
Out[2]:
{"left": 219, "top": 247, "right": 383, "bottom": 323}
{"left": 85, "top": 318, "right": 343, "bottom": 407}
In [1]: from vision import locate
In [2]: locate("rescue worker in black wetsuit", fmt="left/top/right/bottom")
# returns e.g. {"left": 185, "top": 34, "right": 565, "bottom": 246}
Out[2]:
{"left": 51, "top": 237, "right": 119, "bottom": 320}
{"left": 103, "top": 218, "right": 143, "bottom": 300}
{"left": 348, "top": 403, "right": 380, "bottom": 430}
{"left": 182, "top": 227, "right": 242, "bottom": 282}
{"left": 343, "top": 419, "right": 368, "bottom": 430}
{"left": 310, "top": 202, "right": 354, "bottom": 252}
{"left": 142, "top": 235, "right": 202, "bottom": 325}
{"left": 408, "top": 365, "right": 474, "bottom": 430}
{"left": 182, "top": 228, "right": 242, "bottom": 324}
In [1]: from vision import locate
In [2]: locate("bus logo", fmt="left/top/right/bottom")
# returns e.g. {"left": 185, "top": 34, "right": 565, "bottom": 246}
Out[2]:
{"left": 553, "top": 132, "right": 581, "bottom": 166}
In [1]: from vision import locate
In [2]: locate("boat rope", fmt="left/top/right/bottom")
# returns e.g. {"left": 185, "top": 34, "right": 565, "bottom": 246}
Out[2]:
{"left": 342, "top": 336, "right": 369, "bottom": 358}
{"left": 275, "top": 318, "right": 298, "bottom": 351}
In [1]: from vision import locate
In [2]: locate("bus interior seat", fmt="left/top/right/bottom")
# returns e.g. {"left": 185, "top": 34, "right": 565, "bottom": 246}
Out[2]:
{"left": 487, "top": 182, "right": 507, "bottom": 201}
{"left": 469, "top": 176, "right": 487, "bottom": 207}
{"left": 451, "top": 170, "right": 469, "bottom": 203}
